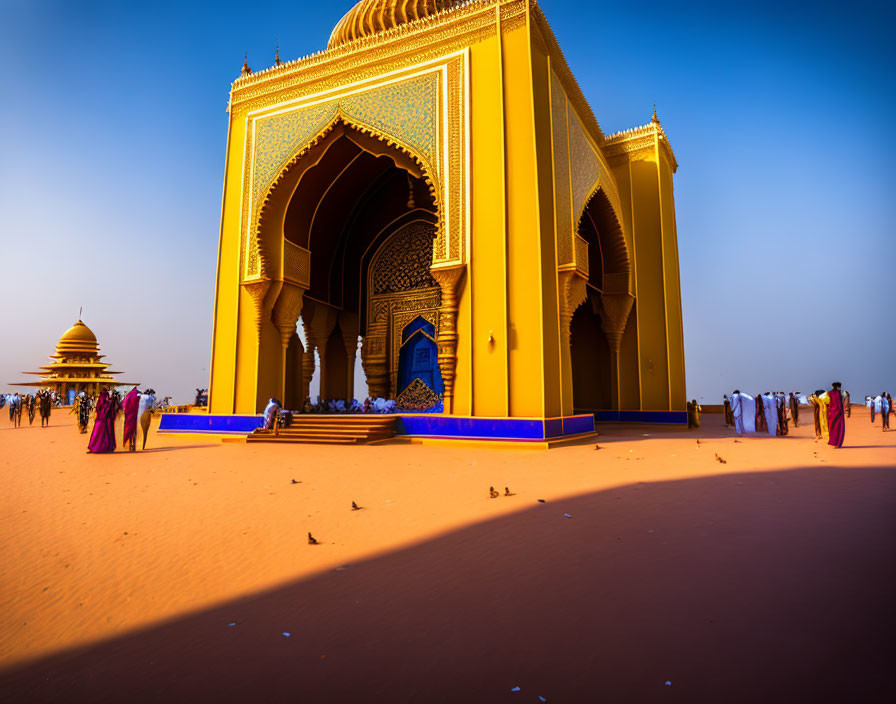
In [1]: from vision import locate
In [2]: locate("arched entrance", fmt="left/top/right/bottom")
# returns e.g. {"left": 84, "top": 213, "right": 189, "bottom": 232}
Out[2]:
{"left": 257, "top": 119, "right": 442, "bottom": 409}
{"left": 570, "top": 188, "right": 633, "bottom": 413}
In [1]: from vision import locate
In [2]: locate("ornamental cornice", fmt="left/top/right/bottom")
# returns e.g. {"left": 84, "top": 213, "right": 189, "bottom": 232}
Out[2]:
{"left": 605, "top": 122, "right": 679, "bottom": 172}
{"left": 229, "top": 0, "right": 525, "bottom": 113}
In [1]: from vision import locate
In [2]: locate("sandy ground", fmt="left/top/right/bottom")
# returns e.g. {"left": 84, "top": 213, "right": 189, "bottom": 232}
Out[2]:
{"left": 0, "top": 407, "right": 894, "bottom": 703}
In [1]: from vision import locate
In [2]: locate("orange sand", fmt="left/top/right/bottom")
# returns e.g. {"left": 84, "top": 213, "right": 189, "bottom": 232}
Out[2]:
{"left": 1, "top": 408, "right": 894, "bottom": 702}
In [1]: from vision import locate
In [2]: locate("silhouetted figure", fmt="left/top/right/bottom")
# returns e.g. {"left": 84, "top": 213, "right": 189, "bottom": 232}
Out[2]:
{"left": 352, "top": 501, "right": 361, "bottom": 511}
{"left": 308, "top": 532, "right": 318, "bottom": 545}
{"left": 504, "top": 487, "right": 514, "bottom": 497}
{"left": 489, "top": 486, "right": 500, "bottom": 499}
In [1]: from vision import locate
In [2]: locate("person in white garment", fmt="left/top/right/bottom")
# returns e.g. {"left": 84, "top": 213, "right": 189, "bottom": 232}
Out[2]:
{"left": 137, "top": 389, "right": 156, "bottom": 450}
{"left": 762, "top": 392, "right": 778, "bottom": 437}
{"left": 730, "top": 391, "right": 757, "bottom": 435}
{"left": 730, "top": 391, "right": 745, "bottom": 435}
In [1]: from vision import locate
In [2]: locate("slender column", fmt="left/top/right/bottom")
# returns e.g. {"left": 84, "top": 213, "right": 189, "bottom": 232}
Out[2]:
{"left": 304, "top": 300, "right": 338, "bottom": 400}
{"left": 301, "top": 343, "right": 316, "bottom": 403}
{"left": 271, "top": 283, "right": 306, "bottom": 402}
{"left": 430, "top": 265, "right": 466, "bottom": 414}
{"left": 339, "top": 312, "right": 360, "bottom": 402}
{"left": 599, "top": 292, "right": 634, "bottom": 411}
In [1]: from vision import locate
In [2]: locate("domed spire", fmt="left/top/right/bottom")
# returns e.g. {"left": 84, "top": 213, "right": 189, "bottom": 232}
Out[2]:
{"left": 651, "top": 104, "right": 660, "bottom": 124}
{"left": 329, "top": 1, "right": 466, "bottom": 49}
{"left": 241, "top": 53, "right": 252, "bottom": 77}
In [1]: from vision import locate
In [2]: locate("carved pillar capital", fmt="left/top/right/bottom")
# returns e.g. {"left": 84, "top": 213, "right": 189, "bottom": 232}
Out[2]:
{"left": 599, "top": 292, "right": 634, "bottom": 353}
{"left": 272, "top": 283, "right": 306, "bottom": 350}
{"left": 558, "top": 268, "right": 589, "bottom": 345}
{"left": 243, "top": 279, "right": 275, "bottom": 334}
{"left": 431, "top": 265, "right": 466, "bottom": 414}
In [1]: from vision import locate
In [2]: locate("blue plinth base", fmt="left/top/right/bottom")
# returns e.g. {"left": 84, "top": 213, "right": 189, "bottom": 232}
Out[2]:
{"left": 158, "top": 414, "right": 264, "bottom": 434}
{"left": 398, "top": 414, "right": 595, "bottom": 441}
{"left": 595, "top": 410, "right": 688, "bottom": 424}
{"left": 158, "top": 413, "right": 596, "bottom": 441}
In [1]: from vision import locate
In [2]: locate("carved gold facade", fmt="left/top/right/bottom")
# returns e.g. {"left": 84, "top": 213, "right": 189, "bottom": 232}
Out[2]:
{"left": 208, "top": 0, "right": 686, "bottom": 419}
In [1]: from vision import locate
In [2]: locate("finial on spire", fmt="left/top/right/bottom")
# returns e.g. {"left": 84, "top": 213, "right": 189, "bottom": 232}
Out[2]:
{"left": 241, "top": 53, "right": 252, "bottom": 77}
{"left": 651, "top": 104, "right": 660, "bottom": 124}
{"left": 79, "top": 306, "right": 83, "bottom": 321}
{"left": 275, "top": 38, "right": 282, "bottom": 66}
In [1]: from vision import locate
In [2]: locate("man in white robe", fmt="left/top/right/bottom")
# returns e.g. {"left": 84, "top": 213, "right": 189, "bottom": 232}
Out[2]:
{"left": 762, "top": 393, "right": 778, "bottom": 437}
{"left": 731, "top": 391, "right": 756, "bottom": 435}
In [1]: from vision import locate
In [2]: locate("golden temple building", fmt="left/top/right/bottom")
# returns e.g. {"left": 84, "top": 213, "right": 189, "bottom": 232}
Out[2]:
{"left": 13, "top": 320, "right": 134, "bottom": 403}
{"left": 201, "top": 0, "right": 687, "bottom": 441}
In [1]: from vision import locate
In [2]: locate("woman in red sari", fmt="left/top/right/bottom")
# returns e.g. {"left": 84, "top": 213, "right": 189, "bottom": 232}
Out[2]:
{"left": 827, "top": 382, "right": 846, "bottom": 448}
{"left": 88, "top": 389, "right": 121, "bottom": 453}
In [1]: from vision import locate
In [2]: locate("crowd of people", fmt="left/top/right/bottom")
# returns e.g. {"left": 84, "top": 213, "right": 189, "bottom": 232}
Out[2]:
{"left": 85, "top": 387, "right": 157, "bottom": 453}
{"left": 721, "top": 383, "right": 893, "bottom": 448}
{"left": 866, "top": 393, "right": 893, "bottom": 431}
{"left": 3, "top": 387, "right": 159, "bottom": 453}
{"left": 1, "top": 390, "right": 59, "bottom": 428}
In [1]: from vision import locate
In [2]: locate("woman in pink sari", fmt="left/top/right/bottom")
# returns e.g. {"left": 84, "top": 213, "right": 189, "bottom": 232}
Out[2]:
{"left": 827, "top": 382, "right": 846, "bottom": 448}
{"left": 88, "top": 389, "right": 121, "bottom": 453}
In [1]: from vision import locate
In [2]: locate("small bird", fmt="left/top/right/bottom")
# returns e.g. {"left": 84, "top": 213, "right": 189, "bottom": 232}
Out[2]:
{"left": 594, "top": 444, "right": 602, "bottom": 450}
{"left": 696, "top": 440, "right": 702, "bottom": 447}
{"left": 489, "top": 486, "right": 500, "bottom": 499}
{"left": 291, "top": 479, "right": 301, "bottom": 485}
{"left": 504, "top": 487, "right": 515, "bottom": 497}
{"left": 351, "top": 501, "right": 361, "bottom": 511}
{"left": 308, "top": 532, "right": 318, "bottom": 545}
{"left": 715, "top": 453, "right": 727, "bottom": 464}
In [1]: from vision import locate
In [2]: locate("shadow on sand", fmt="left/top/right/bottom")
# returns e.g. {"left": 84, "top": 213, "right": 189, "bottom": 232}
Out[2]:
{"left": 1, "top": 467, "right": 894, "bottom": 704}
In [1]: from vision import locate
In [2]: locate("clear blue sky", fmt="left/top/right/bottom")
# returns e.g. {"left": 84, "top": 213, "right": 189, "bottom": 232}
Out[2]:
{"left": 1, "top": 0, "right": 893, "bottom": 403}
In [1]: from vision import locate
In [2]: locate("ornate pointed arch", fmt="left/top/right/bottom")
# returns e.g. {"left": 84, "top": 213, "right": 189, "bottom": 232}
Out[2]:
{"left": 252, "top": 112, "right": 441, "bottom": 281}
{"left": 576, "top": 184, "right": 631, "bottom": 295}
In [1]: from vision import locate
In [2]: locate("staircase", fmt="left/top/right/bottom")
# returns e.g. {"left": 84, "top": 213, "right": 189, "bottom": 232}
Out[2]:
{"left": 246, "top": 415, "right": 399, "bottom": 445}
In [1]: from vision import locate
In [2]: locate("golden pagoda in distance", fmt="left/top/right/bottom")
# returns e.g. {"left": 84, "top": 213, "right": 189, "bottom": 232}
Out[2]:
{"left": 13, "top": 319, "right": 134, "bottom": 403}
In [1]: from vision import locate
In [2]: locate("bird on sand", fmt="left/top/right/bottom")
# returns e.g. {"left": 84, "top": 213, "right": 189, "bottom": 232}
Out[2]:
{"left": 489, "top": 486, "right": 500, "bottom": 499}
{"left": 308, "top": 532, "right": 319, "bottom": 545}
{"left": 352, "top": 501, "right": 361, "bottom": 511}
{"left": 504, "top": 487, "right": 515, "bottom": 497}
{"left": 291, "top": 479, "right": 301, "bottom": 484}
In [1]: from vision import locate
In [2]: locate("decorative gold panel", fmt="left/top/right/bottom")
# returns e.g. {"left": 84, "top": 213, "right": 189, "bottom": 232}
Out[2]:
{"left": 241, "top": 53, "right": 467, "bottom": 281}
{"left": 550, "top": 70, "right": 573, "bottom": 267}
{"left": 567, "top": 108, "right": 624, "bottom": 236}
{"left": 371, "top": 222, "right": 438, "bottom": 294}
{"left": 573, "top": 234, "right": 589, "bottom": 279}
{"left": 283, "top": 240, "right": 311, "bottom": 288}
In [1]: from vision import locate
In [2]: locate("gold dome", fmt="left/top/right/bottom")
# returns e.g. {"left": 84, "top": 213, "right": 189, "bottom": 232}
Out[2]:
{"left": 329, "top": 0, "right": 465, "bottom": 49}
{"left": 55, "top": 320, "right": 100, "bottom": 356}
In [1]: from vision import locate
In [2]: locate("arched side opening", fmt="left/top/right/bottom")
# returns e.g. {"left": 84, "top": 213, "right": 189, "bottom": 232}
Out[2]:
{"left": 571, "top": 299, "right": 612, "bottom": 412}
{"left": 570, "top": 188, "right": 633, "bottom": 412}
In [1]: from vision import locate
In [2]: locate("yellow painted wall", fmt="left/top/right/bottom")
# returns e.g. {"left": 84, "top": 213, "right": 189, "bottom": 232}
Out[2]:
{"left": 530, "top": 41, "right": 563, "bottom": 419}
{"left": 467, "top": 32, "right": 509, "bottom": 417}
{"left": 209, "top": 114, "right": 246, "bottom": 415}
{"left": 503, "top": 22, "right": 546, "bottom": 418}
{"left": 630, "top": 156, "right": 671, "bottom": 411}
{"left": 659, "top": 155, "right": 686, "bottom": 411}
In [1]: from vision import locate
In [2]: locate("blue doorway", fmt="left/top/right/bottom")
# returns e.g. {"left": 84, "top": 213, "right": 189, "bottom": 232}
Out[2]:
{"left": 397, "top": 317, "right": 443, "bottom": 398}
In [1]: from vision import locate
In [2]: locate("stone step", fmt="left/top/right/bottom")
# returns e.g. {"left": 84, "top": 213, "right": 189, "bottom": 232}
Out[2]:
{"left": 246, "top": 416, "right": 398, "bottom": 445}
